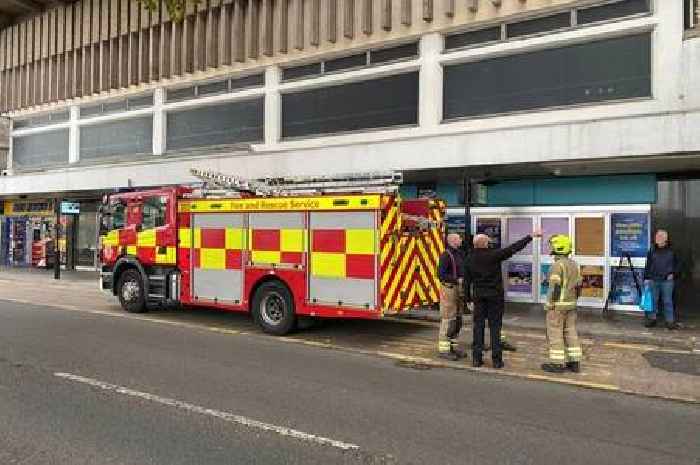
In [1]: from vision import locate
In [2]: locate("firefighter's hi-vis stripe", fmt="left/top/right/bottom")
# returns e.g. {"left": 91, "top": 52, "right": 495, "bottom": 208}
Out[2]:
{"left": 100, "top": 228, "right": 176, "bottom": 265}
{"left": 380, "top": 196, "right": 445, "bottom": 312}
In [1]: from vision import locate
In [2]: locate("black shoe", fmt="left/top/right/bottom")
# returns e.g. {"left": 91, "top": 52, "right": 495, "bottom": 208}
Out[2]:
{"left": 438, "top": 352, "right": 459, "bottom": 362}
{"left": 644, "top": 320, "right": 657, "bottom": 328}
{"left": 472, "top": 354, "right": 484, "bottom": 368}
{"left": 492, "top": 359, "right": 504, "bottom": 369}
{"left": 566, "top": 361, "right": 581, "bottom": 373}
{"left": 501, "top": 341, "right": 517, "bottom": 352}
{"left": 541, "top": 363, "right": 567, "bottom": 373}
{"left": 666, "top": 322, "right": 680, "bottom": 330}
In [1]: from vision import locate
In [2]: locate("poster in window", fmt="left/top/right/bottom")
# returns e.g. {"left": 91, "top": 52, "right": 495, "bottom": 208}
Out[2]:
{"left": 476, "top": 218, "right": 501, "bottom": 249}
{"left": 580, "top": 265, "right": 605, "bottom": 298}
{"left": 541, "top": 217, "right": 569, "bottom": 255}
{"left": 611, "top": 213, "right": 649, "bottom": 258}
{"left": 575, "top": 217, "right": 605, "bottom": 256}
{"left": 610, "top": 267, "right": 645, "bottom": 308}
{"left": 540, "top": 263, "right": 552, "bottom": 297}
{"left": 506, "top": 217, "right": 533, "bottom": 255}
{"left": 507, "top": 262, "right": 532, "bottom": 294}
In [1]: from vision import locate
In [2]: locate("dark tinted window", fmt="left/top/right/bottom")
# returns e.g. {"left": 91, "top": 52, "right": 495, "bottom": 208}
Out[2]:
{"left": 282, "top": 72, "right": 418, "bottom": 138}
{"left": 198, "top": 80, "right": 229, "bottom": 96}
{"left": 507, "top": 13, "right": 571, "bottom": 38}
{"left": 230, "top": 74, "right": 264, "bottom": 91}
{"left": 142, "top": 196, "right": 167, "bottom": 229}
{"left": 80, "top": 117, "right": 153, "bottom": 160}
{"left": 444, "top": 34, "right": 651, "bottom": 120}
{"left": 283, "top": 62, "right": 322, "bottom": 81}
{"left": 370, "top": 43, "right": 418, "bottom": 64}
{"left": 578, "top": 0, "right": 650, "bottom": 25}
{"left": 324, "top": 53, "right": 367, "bottom": 73}
{"left": 12, "top": 129, "right": 70, "bottom": 169}
{"left": 127, "top": 93, "right": 154, "bottom": 109}
{"left": 445, "top": 27, "right": 501, "bottom": 50}
{"left": 167, "top": 86, "right": 196, "bottom": 102}
{"left": 166, "top": 98, "right": 264, "bottom": 150}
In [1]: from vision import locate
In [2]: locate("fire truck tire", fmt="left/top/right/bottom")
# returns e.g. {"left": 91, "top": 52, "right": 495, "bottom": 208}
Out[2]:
{"left": 251, "top": 281, "right": 296, "bottom": 335}
{"left": 117, "top": 269, "right": 147, "bottom": 313}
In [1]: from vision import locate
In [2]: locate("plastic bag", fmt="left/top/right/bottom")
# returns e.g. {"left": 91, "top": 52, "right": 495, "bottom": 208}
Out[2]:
{"left": 639, "top": 284, "right": 655, "bottom": 313}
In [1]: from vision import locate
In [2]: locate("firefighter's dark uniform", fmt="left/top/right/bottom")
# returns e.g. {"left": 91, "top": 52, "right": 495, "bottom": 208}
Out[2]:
{"left": 437, "top": 245, "right": 465, "bottom": 359}
{"left": 465, "top": 235, "right": 533, "bottom": 368}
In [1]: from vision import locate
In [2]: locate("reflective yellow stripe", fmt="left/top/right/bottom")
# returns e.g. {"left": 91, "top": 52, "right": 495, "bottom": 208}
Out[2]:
{"left": 102, "top": 230, "right": 119, "bottom": 246}
{"left": 200, "top": 248, "right": 226, "bottom": 269}
{"left": 225, "top": 228, "right": 245, "bottom": 250}
{"left": 194, "top": 228, "right": 202, "bottom": 249}
{"left": 126, "top": 245, "right": 137, "bottom": 256}
{"left": 179, "top": 228, "right": 192, "bottom": 248}
{"left": 251, "top": 250, "right": 281, "bottom": 264}
{"left": 156, "top": 246, "right": 177, "bottom": 264}
{"left": 179, "top": 195, "right": 382, "bottom": 212}
{"left": 311, "top": 252, "right": 345, "bottom": 278}
{"left": 438, "top": 341, "right": 452, "bottom": 353}
{"left": 137, "top": 229, "right": 156, "bottom": 247}
{"left": 345, "top": 229, "right": 375, "bottom": 255}
{"left": 280, "top": 229, "right": 304, "bottom": 253}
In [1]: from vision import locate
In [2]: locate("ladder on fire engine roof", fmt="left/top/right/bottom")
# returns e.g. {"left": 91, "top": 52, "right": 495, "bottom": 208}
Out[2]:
{"left": 189, "top": 168, "right": 403, "bottom": 197}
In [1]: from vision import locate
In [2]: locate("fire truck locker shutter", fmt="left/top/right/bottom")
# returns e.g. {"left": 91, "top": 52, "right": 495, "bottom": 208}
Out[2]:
{"left": 192, "top": 213, "right": 246, "bottom": 302}
{"left": 309, "top": 211, "right": 377, "bottom": 308}
{"left": 249, "top": 212, "right": 305, "bottom": 266}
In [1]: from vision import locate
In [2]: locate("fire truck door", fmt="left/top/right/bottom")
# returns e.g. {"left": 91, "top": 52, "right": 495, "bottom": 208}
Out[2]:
{"left": 191, "top": 213, "right": 245, "bottom": 303}
{"left": 308, "top": 211, "right": 377, "bottom": 308}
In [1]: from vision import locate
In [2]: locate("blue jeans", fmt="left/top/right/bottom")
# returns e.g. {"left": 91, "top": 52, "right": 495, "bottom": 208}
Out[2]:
{"left": 647, "top": 280, "right": 675, "bottom": 323}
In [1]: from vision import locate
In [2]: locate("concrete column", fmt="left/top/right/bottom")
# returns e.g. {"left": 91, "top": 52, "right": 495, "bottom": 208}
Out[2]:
{"left": 153, "top": 87, "right": 166, "bottom": 155}
{"left": 68, "top": 105, "right": 80, "bottom": 164}
{"left": 419, "top": 32, "right": 444, "bottom": 129}
{"left": 4, "top": 118, "right": 13, "bottom": 175}
{"left": 264, "top": 65, "right": 282, "bottom": 145}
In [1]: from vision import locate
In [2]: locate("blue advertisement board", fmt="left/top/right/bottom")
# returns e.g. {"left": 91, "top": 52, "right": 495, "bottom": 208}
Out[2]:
{"left": 610, "top": 267, "right": 644, "bottom": 309}
{"left": 611, "top": 213, "right": 649, "bottom": 258}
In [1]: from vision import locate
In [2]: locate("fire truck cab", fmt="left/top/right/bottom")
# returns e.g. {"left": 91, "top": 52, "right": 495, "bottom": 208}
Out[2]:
{"left": 99, "top": 171, "right": 445, "bottom": 335}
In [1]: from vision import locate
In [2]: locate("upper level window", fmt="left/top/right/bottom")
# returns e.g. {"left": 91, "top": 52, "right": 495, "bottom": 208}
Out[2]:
{"left": 577, "top": 0, "right": 650, "bottom": 26}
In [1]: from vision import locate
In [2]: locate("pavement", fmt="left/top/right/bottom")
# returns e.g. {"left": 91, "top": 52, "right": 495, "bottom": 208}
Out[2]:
{"left": 0, "top": 266, "right": 698, "bottom": 405}
{"left": 1, "top": 299, "right": 699, "bottom": 465}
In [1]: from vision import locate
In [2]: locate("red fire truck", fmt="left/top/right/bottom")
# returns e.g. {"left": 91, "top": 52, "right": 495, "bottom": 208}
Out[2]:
{"left": 99, "top": 170, "right": 445, "bottom": 335}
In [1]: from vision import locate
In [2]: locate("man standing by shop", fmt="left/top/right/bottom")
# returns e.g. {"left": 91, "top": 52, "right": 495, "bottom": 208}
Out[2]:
{"left": 466, "top": 228, "right": 542, "bottom": 368}
{"left": 437, "top": 233, "right": 466, "bottom": 361}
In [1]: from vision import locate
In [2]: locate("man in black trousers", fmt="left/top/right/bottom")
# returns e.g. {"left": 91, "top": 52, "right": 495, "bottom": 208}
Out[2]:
{"left": 465, "top": 228, "right": 542, "bottom": 368}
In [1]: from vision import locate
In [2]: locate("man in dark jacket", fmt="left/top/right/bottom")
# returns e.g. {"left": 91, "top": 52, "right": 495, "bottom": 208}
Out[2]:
{"left": 466, "top": 228, "right": 542, "bottom": 368}
{"left": 643, "top": 229, "right": 680, "bottom": 330}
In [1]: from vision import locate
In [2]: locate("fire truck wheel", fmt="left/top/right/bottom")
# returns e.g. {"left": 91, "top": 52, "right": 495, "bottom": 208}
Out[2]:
{"left": 252, "top": 281, "right": 296, "bottom": 335}
{"left": 117, "top": 269, "right": 147, "bottom": 313}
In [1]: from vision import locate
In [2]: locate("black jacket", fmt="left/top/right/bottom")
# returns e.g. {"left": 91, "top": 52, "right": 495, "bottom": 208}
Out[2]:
{"left": 438, "top": 246, "right": 465, "bottom": 285}
{"left": 644, "top": 246, "right": 678, "bottom": 280}
{"left": 465, "top": 236, "right": 533, "bottom": 299}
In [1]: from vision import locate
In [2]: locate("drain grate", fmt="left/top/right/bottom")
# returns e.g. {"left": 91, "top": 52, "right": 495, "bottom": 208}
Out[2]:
{"left": 395, "top": 360, "right": 433, "bottom": 371}
{"left": 643, "top": 351, "right": 700, "bottom": 376}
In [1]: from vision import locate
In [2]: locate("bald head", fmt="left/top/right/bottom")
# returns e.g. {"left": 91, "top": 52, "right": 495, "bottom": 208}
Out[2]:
{"left": 473, "top": 234, "right": 490, "bottom": 249}
{"left": 447, "top": 233, "right": 462, "bottom": 249}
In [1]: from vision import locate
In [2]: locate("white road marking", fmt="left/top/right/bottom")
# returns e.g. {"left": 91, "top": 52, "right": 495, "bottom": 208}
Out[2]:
{"left": 54, "top": 372, "right": 360, "bottom": 451}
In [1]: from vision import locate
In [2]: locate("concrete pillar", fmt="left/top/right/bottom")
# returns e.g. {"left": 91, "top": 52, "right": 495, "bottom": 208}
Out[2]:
{"left": 69, "top": 105, "right": 80, "bottom": 164}
{"left": 153, "top": 87, "right": 166, "bottom": 155}
{"left": 264, "top": 65, "right": 282, "bottom": 145}
{"left": 419, "top": 32, "right": 443, "bottom": 129}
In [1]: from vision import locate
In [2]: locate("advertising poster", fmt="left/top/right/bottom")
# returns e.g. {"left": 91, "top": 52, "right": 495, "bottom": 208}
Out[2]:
{"left": 506, "top": 218, "right": 533, "bottom": 255}
{"left": 507, "top": 262, "right": 533, "bottom": 294}
{"left": 575, "top": 218, "right": 605, "bottom": 257}
{"left": 610, "top": 267, "right": 644, "bottom": 308}
{"left": 580, "top": 265, "right": 605, "bottom": 298}
{"left": 611, "top": 213, "right": 649, "bottom": 258}
{"left": 476, "top": 218, "right": 501, "bottom": 249}
{"left": 446, "top": 214, "right": 466, "bottom": 236}
{"left": 541, "top": 217, "right": 569, "bottom": 255}
{"left": 540, "top": 263, "right": 552, "bottom": 297}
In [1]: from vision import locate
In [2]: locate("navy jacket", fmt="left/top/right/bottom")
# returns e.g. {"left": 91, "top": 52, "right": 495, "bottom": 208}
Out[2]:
{"left": 465, "top": 236, "right": 533, "bottom": 299}
{"left": 644, "top": 246, "right": 678, "bottom": 280}
{"left": 438, "top": 246, "right": 465, "bottom": 285}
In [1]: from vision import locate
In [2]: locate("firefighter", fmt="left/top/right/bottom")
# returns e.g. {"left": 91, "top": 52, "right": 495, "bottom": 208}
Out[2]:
{"left": 542, "top": 234, "right": 583, "bottom": 373}
{"left": 437, "top": 233, "right": 466, "bottom": 361}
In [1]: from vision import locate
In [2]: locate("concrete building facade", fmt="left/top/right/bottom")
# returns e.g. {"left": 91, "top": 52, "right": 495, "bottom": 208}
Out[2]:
{"left": 0, "top": 0, "right": 698, "bottom": 316}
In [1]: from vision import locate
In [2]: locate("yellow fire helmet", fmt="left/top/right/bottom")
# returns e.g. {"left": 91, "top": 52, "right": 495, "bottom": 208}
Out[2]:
{"left": 549, "top": 234, "right": 572, "bottom": 256}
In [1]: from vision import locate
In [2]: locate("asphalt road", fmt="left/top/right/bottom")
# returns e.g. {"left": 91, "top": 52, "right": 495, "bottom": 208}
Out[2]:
{"left": 0, "top": 299, "right": 698, "bottom": 465}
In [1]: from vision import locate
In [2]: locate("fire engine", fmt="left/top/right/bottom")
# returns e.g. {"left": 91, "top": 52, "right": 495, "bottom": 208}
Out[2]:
{"left": 99, "top": 170, "right": 445, "bottom": 335}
